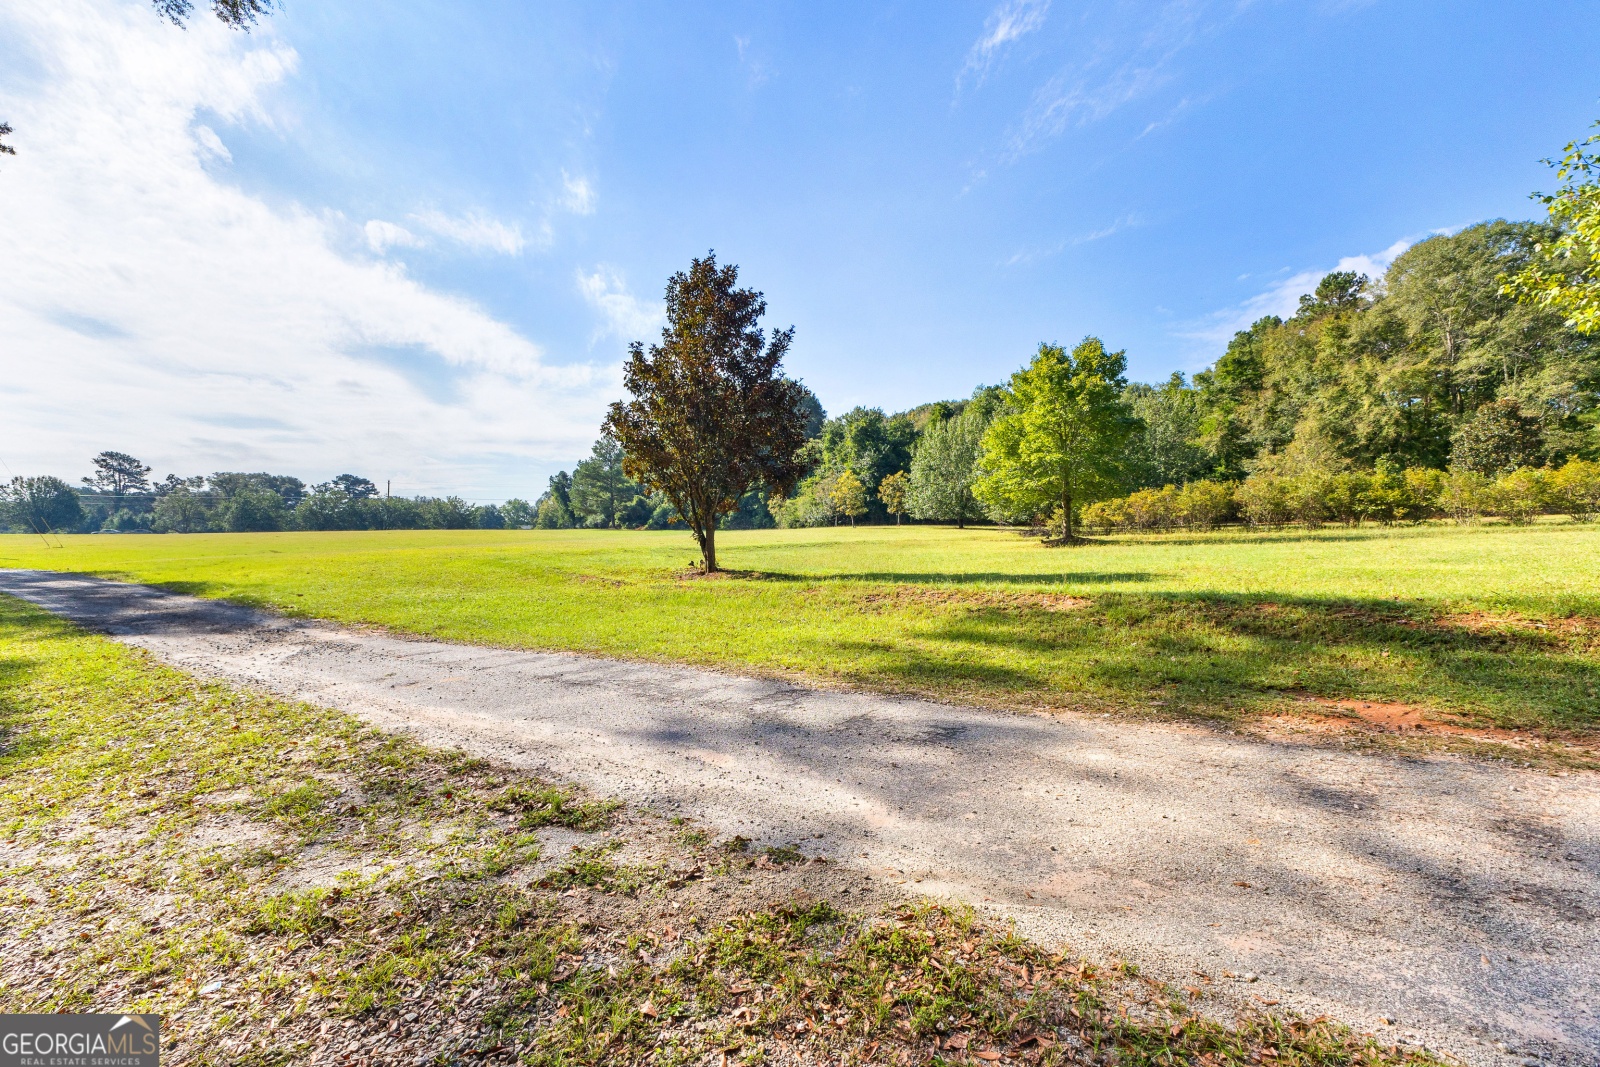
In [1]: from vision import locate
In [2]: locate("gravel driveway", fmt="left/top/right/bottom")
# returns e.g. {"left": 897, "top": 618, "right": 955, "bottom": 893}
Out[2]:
{"left": 3, "top": 569, "right": 1595, "bottom": 1066}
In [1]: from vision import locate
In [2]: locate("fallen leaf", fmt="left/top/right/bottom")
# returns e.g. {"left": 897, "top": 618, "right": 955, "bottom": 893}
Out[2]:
{"left": 974, "top": 1050, "right": 1002, "bottom": 1061}
{"left": 1232, "top": 881, "right": 1252, "bottom": 888}
{"left": 640, "top": 1000, "right": 658, "bottom": 1018}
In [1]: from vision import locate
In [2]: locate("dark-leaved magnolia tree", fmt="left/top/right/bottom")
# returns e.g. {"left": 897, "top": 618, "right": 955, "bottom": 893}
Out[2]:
{"left": 604, "top": 253, "right": 809, "bottom": 572}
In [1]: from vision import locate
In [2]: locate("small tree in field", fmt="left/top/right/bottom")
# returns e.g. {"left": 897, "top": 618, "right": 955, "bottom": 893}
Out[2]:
{"left": 829, "top": 470, "right": 868, "bottom": 526}
{"left": 604, "top": 253, "right": 809, "bottom": 572}
{"left": 974, "top": 338, "right": 1140, "bottom": 542}
{"left": 877, "top": 469, "right": 910, "bottom": 525}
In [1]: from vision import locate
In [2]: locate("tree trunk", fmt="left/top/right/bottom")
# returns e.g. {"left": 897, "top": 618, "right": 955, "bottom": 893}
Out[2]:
{"left": 1061, "top": 485, "right": 1073, "bottom": 541}
{"left": 701, "top": 525, "right": 717, "bottom": 573}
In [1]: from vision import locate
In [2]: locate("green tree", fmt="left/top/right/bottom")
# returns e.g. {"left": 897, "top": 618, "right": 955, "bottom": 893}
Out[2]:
{"left": 877, "top": 469, "right": 910, "bottom": 525}
{"left": 2, "top": 476, "right": 84, "bottom": 533}
{"left": 152, "top": 489, "right": 212, "bottom": 533}
{"left": 1449, "top": 398, "right": 1544, "bottom": 474}
{"left": 604, "top": 253, "right": 809, "bottom": 572}
{"left": 975, "top": 338, "right": 1141, "bottom": 541}
{"left": 908, "top": 407, "right": 988, "bottom": 528}
{"left": 217, "top": 487, "right": 286, "bottom": 532}
{"left": 829, "top": 470, "right": 868, "bottom": 526}
{"left": 1124, "top": 373, "right": 1210, "bottom": 487}
{"left": 502, "top": 498, "right": 535, "bottom": 527}
{"left": 535, "top": 495, "right": 574, "bottom": 529}
{"left": 569, "top": 436, "right": 640, "bottom": 528}
{"left": 1504, "top": 122, "right": 1600, "bottom": 335}
{"left": 82, "top": 451, "right": 151, "bottom": 512}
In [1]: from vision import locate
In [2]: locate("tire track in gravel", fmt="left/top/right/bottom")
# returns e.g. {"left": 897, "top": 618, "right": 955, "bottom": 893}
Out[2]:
{"left": 3, "top": 569, "right": 1596, "bottom": 1067}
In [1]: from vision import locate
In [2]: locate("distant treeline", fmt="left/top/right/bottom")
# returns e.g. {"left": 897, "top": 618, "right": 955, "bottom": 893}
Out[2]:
{"left": 0, "top": 458, "right": 539, "bottom": 535}
{"left": 536, "top": 221, "right": 1599, "bottom": 532}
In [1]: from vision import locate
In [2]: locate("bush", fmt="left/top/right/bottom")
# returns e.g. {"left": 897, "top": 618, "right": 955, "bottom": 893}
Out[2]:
{"left": 1236, "top": 472, "right": 1292, "bottom": 528}
{"left": 1485, "top": 467, "right": 1550, "bottom": 524}
{"left": 1437, "top": 470, "right": 1490, "bottom": 523}
{"left": 1177, "top": 480, "right": 1234, "bottom": 528}
{"left": 1551, "top": 458, "right": 1600, "bottom": 522}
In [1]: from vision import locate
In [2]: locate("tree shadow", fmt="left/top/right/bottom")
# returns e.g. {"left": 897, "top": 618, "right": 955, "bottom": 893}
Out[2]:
{"left": 906, "top": 591, "right": 1600, "bottom": 734}
{"left": 747, "top": 570, "right": 1157, "bottom": 586}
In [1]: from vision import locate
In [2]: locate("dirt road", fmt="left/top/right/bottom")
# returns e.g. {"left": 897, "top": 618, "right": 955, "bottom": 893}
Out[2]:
{"left": 3, "top": 569, "right": 1595, "bottom": 1066}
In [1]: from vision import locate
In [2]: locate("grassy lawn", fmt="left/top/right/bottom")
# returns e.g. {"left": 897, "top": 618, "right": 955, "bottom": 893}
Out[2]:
{"left": 0, "top": 595, "right": 1443, "bottom": 1066}
{"left": 1, "top": 521, "right": 1597, "bottom": 735}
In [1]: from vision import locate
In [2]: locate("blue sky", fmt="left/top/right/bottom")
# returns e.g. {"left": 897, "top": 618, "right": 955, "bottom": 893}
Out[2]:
{"left": 2, "top": 1, "right": 1597, "bottom": 500}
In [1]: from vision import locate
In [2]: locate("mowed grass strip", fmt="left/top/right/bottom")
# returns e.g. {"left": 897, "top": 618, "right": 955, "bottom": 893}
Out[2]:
{"left": 0, "top": 596, "right": 1444, "bottom": 1067}
{"left": 2, "top": 521, "right": 1598, "bottom": 733}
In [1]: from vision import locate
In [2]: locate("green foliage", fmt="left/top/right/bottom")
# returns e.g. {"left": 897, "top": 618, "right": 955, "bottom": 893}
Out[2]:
{"left": 1083, "top": 480, "right": 1234, "bottom": 533}
{"left": 975, "top": 338, "right": 1141, "bottom": 540}
{"left": 217, "top": 486, "right": 289, "bottom": 532}
{"left": 876, "top": 469, "right": 909, "bottom": 523}
{"left": 1123, "top": 372, "right": 1211, "bottom": 487}
{"left": 1551, "top": 458, "right": 1600, "bottom": 521}
{"left": 501, "top": 498, "right": 535, "bottom": 528}
{"left": 569, "top": 436, "right": 643, "bottom": 528}
{"left": 2, "top": 475, "right": 85, "bottom": 534}
{"left": 1450, "top": 398, "right": 1545, "bottom": 474}
{"left": 535, "top": 495, "right": 575, "bottom": 529}
{"left": 604, "top": 252, "right": 810, "bottom": 571}
{"left": 909, "top": 405, "right": 990, "bottom": 528}
{"left": 1504, "top": 122, "right": 1600, "bottom": 335}
{"left": 828, "top": 470, "right": 868, "bottom": 525}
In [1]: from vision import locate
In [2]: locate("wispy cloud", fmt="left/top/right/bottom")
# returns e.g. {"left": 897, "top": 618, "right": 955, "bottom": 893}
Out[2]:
{"left": 560, "top": 170, "right": 596, "bottom": 216}
{"left": 999, "top": 1, "right": 1243, "bottom": 159}
{"left": 409, "top": 209, "right": 527, "bottom": 255}
{"left": 960, "top": 0, "right": 1050, "bottom": 90}
{"left": 1005, "top": 213, "right": 1143, "bottom": 265}
{"left": 363, "top": 219, "right": 422, "bottom": 253}
{"left": 1181, "top": 238, "right": 1415, "bottom": 353}
{"left": 576, "top": 267, "right": 664, "bottom": 342}
{"left": 0, "top": 0, "right": 611, "bottom": 498}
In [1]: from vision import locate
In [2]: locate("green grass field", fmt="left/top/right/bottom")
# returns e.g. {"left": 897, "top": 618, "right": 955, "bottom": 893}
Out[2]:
{"left": 2, "top": 521, "right": 1597, "bottom": 733}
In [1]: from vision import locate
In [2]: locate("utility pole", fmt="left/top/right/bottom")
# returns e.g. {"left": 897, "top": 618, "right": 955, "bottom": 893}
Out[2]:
{"left": 386, "top": 480, "right": 391, "bottom": 500}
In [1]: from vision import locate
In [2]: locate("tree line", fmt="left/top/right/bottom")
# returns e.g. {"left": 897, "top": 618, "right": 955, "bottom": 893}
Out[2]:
{"left": 0, "top": 455, "right": 539, "bottom": 536}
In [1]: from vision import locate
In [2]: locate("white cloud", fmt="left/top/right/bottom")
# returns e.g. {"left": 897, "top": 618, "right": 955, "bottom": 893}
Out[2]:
{"left": 193, "top": 123, "right": 231, "bottom": 161}
{"left": 1182, "top": 237, "right": 1416, "bottom": 353}
{"left": 363, "top": 218, "right": 422, "bottom": 253}
{"left": 560, "top": 170, "right": 595, "bottom": 215}
{"left": 409, "top": 208, "right": 527, "bottom": 255}
{"left": 0, "top": 0, "right": 612, "bottom": 498}
{"left": 576, "top": 267, "right": 664, "bottom": 342}
{"left": 960, "top": 0, "right": 1050, "bottom": 88}
{"left": 1001, "top": 1, "right": 1234, "bottom": 158}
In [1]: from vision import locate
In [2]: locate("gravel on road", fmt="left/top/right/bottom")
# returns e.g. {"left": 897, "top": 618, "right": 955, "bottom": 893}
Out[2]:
{"left": 2, "top": 569, "right": 1595, "bottom": 1067}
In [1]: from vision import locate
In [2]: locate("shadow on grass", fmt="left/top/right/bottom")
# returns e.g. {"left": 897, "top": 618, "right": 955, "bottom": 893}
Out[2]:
{"left": 747, "top": 570, "right": 1158, "bottom": 586}
{"left": 877, "top": 591, "right": 1600, "bottom": 734}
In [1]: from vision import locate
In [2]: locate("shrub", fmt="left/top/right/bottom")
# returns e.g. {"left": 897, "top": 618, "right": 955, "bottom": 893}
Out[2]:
{"left": 1236, "top": 472, "right": 1292, "bottom": 528}
{"left": 1551, "top": 458, "right": 1600, "bottom": 522}
{"left": 1486, "top": 467, "right": 1550, "bottom": 524}
{"left": 1177, "top": 480, "right": 1234, "bottom": 528}
{"left": 1437, "top": 470, "right": 1491, "bottom": 524}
